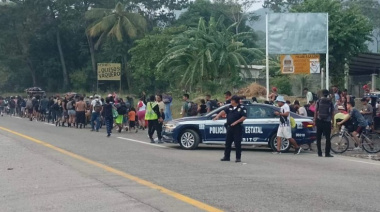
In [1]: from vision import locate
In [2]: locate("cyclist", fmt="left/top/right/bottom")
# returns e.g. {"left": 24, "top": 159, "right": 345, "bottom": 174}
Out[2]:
{"left": 337, "top": 100, "right": 368, "bottom": 150}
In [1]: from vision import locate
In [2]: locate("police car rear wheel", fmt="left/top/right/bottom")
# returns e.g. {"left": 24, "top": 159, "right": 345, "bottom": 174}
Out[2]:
{"left": 270, "top": 135, "right": 291, "bottom": 152}
{"left": 179, "top": 129, "right": 200, "bottom": 150}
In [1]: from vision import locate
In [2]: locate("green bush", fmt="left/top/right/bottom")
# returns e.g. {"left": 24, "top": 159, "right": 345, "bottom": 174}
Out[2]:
{"left": 271, "top": 76, "right": 293, "bottom": 96}
{"left": 69, "top": 69, "right": 89, "bottom": 91}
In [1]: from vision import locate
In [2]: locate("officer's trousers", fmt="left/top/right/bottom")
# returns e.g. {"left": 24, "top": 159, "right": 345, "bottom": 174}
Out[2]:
{"left": 224, "top": 125, "right": 242, "bottom": 159}
{"left": 148, "top": 120, "right": 162, "bottom": 140}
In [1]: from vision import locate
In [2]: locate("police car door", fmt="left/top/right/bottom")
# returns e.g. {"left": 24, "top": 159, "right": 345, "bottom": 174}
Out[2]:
{"left": 242, "top": 105, "right": 278, "bottom": 143}
{"left": 202, "top": 108, "right": 228, "bottom": 143}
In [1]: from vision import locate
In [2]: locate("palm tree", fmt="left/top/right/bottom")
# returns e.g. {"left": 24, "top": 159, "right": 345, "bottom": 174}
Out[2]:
{"left": 157, "top": 16, "right": 263, "bottom": 91}
{"left": 86, "top": 2, "right": 147, "bottom": 91}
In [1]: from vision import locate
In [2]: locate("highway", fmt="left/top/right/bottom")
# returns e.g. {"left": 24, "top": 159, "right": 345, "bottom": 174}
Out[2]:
{"left": 1, "top": 116, "right": 380, "bottom": 212}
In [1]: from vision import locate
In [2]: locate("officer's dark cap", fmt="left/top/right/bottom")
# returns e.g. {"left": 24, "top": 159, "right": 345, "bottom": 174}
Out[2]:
{"left": 230, "top": 95, "right": 240, "bottom": 103}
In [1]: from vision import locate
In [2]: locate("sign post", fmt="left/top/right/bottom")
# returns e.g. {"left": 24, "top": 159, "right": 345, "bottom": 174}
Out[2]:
{"left": 97, "top": 63, "right": 121, "bottom": 93}
{"left": 280, "top": 54, "right": 320, "bottom": 74}
{"left": 266, "top": 13, "right": 328, "bottom": 98}
{"left": 266, "top": 13, "right": 269, "bottom": 100}
{"left": 326, "top": 15, "right": 329, "bottom": 89}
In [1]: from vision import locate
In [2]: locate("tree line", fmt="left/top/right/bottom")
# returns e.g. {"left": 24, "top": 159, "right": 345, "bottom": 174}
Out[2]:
{"left": 0, "top": 0, "right": 378, "bottom": 95}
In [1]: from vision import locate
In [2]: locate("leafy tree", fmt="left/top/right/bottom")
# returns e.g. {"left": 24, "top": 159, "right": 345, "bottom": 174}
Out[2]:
{"left": 292, "top": 0, "right": 373, "bottom": 85}
{"left": 157, "top": 16, "right": 264, "bottom": 91}
{"left": 125, "top": 0, "right": 190, "bottom": 28}
{"left": 270, "top": 75, "right": 293, "bottom": 96}
{"left": 129, "top": 26, "right": 186, "bottom": 93}
{"left": 345, "top": 0, "right": 380, "bottom": 53}
{"left": 176, "top": 0, "right": 253, "bottom": 32}
{"left": 87, "top": 2, "right": 147, "bottom": 91}
{"left": 262, "top": 0, "right": 303, "bottom": 12}
{"left": 0, "top": 0, "right": 49, "bottom": 87}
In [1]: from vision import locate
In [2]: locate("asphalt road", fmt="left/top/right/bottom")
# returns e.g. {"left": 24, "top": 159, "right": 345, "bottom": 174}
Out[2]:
{"left": 1, "top": 116, "right": 380, "bottom": 212}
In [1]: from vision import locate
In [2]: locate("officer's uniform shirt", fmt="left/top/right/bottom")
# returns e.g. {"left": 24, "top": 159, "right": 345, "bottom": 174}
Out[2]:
{"left": 224, "top": 104, "right": 247, "bottom": 126}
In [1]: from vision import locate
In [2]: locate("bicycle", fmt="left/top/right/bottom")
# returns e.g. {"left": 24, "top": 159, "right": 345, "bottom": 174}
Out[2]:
{"left": 330, "top": 125, "right": 380, "bottom": 154}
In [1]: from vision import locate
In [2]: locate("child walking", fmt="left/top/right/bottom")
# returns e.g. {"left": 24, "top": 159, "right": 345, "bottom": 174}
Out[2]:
{"left": 128, "top": 107, "right": 138, "bottom": 133}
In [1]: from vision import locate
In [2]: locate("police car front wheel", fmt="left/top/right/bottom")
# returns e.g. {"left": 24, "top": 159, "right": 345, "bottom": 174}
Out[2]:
{"left": 179, "top": 129, "right": 200, "bottom": 150}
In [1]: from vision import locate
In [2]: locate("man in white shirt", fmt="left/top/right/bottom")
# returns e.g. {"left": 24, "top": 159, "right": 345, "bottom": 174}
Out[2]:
{"left": 274, "top": 96, "right": 302, "bottom": 154}
{"left": 90, "top": 95, "right": 102, "bottom": 132}
{"left": 303, "top": 88, "right": 313, "bottom": 103}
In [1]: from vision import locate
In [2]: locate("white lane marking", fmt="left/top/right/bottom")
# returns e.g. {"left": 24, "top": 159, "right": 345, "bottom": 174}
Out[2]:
{"left": 11, "top": 116, "right": 22, "bottom": 119}
{"left": 117, "top": 137, "right": 167, "bottom": 148}
{"left": 336, "top": 157, "right": 380, "bottom": 166}
{"left": 44, "top": 123, "right": 55, "bottom": 126}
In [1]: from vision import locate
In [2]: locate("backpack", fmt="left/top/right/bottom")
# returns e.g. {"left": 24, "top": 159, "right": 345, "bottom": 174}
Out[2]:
{"left": 9, "top": 100, "right": 15, "bottom": 108}
{"left": 317, "top": 97, "right": 332, "bottom": 120}
{"left": 26, "top": 100, "right": 33, "bottom": 109}
{"left": 20, "top": 100, "right": 26, "bottom": 107}
{"left": 112, "top": 108, "right": 119, "bottom": 118}
{"left": 163, "top": 95, "right": 172, "bottom": 104}
{"left": 290, "top": 116, "right": 296, "bottom": 129}
{"left": 94, "top": 100, "right": 102, "bottom": 112}
{"left": 187, "top": 102, "right": 198, "bottom": 116}
{"left": 209, "top": 100, "right": 218, "bottom": 111}
{"left": 117, "top": 105, "right": 127, "bottom": 115}
{"left": 312, "top": 93, "right": 318, "bottom": 101}
{"left": 52, "top": 103, "right": 59, "bottom": 110}
{"left": 67, "top": 101, "right": 73, "bottom": 110}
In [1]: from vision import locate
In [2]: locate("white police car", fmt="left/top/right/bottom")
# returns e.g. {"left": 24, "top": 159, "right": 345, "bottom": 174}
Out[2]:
{"left": 163, "top": 103, "right": 316, "bottom": 152}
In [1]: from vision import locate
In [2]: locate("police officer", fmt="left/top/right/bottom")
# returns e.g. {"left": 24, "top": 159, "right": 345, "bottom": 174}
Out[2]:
{"left": 213, "top": 95, "right": 247, "bottom": 162}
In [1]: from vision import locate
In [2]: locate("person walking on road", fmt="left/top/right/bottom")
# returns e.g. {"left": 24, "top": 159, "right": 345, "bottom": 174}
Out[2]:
{"left": 75, "top": 97, "right": 86, "bottom": 129}
{"left": 314, "top": 90, "right": 335, "bottom": 157}
{"left": 213, "top": 95, "right": 247, "bottom": 163}
{"left": 90, "top": 96, "right": 102, "bottom": 132}
{"left": 145, "top": 95, "right": 163, "bottom": 143}
{"left": 274, "top": 96, "right": 302, "bottom": 154}
{"left": 137, "top": 97, "right": 146, "bottom": 130}
{"left": 103, "top": 97, "right": 113, "bottom": 137}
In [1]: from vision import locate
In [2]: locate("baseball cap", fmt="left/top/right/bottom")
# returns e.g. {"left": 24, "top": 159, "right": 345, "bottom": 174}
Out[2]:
{"left": 275, "top": 96, "right": 286, "bottom": 103}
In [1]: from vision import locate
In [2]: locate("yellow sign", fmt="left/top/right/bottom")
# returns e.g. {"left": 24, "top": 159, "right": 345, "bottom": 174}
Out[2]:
{"left": 280, "top": 54, "right": 320, "bottom": 74}
{"left": 97, "top": 63, "right": 121, "bottom": 80}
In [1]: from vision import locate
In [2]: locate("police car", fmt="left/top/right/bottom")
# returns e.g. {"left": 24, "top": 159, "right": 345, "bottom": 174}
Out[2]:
{"left": 163, "top": 103, "right": 316, "bottom": 152}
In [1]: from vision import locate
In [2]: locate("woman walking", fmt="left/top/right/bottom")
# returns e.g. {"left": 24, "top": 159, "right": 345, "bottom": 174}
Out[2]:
{"left": 137, "top": 97, "right": 146, "bottom": 130}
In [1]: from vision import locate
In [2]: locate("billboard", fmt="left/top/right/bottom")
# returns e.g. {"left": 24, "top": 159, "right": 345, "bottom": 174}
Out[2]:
{"left": 97, "top": 63, "right": 121, "bottom": 81}
{"left": 280, "top": 54, "right": 320, "bottom": 74}
{"left": 268, "top": 13, "right": 328, "bottom": 54}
